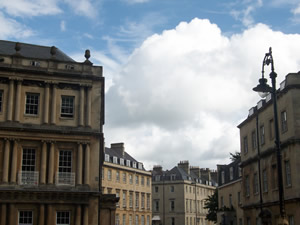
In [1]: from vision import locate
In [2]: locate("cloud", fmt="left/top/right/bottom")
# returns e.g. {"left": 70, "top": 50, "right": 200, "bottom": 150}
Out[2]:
{"left": 0, "top": 0, "right": 62, "bottom": 17}
{"left": 0, "top": 0, "right": 98, "bottom": 18}
{"left": 105, "top": 18, "right": 300, "bottom": 170}
{"left": 121, "top": 0, "right": 150, "bottom": 4}
{"left": 0, "top": 12, "right": 34, "bottom": 39}
{"left": 60, "top": 20, "right": 66, "bottom": 32}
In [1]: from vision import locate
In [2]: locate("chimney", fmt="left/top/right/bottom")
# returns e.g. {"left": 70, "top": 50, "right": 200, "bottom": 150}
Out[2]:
{"left": 178, "top": 160, "right": 190, "bottom": 175}
{"left": 153, "top": 165, "right": 163, "bottom": 173}
{"left": 190, "top": 166, "right": 201, "bottom": 178}
{"left": 110, "top": 143, "right": 125, "bottom": 157}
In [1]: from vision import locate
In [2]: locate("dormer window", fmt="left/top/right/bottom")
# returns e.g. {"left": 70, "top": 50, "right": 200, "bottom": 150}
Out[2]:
{"left": 105, "top": 154, "right": 110, "bottom": 162}
{"left": 138, "top": 163, "right": 143, "bottom": 170}
{"left": 113, "top": 156, "right": 118, "bottom": 164}
{"left": 30, "top": 60, "right": 40, "bottom": 67}
{"left": 120, "top": 158, "right": 124, "bottom": 166}
{"left": 126, "top": 160, "right": 131, "bottom": 167}
{"left": 132, "top": 162, "right": 137, "bottom": 168}
{"left": 65, "top": 64, "right": 75, "bottom": 70}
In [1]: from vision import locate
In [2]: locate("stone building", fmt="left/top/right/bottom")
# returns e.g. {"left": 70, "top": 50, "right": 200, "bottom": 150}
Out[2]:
{"left": 0, "top": 40, "right": 116, "bottom": 225}
{"left": 152, "top": 161, "right": 217, "bottom": 225}
{"left": 102, "top": 143, "right": 152, "bottom": 225}
{"left": 217, "top": 158, "right": 243, "bottom": 225}
{"left": 238, "top": 73, "right": 300, "bottom": 225}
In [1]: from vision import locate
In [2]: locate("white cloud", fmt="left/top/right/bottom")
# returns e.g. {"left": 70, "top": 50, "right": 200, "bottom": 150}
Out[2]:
{"left": 0, "top": 12, "right": 34, "bottom": 39}
{"left": 105, "top": 18, "right": 300, "bottom": 170}
{"left": 63, "top": 0, "right": 98, "bottom": 18}
{"left": 0, "top": 0, "right": 62, "bottom": 17}
{"left": 60, "top": 20, "right": 66, "bottom": 32}
{"left": 122, "top": 0, "right": 150, "bottom": 4}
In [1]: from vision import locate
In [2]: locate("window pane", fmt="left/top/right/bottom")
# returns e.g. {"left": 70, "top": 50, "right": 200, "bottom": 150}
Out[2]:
{"left": 59, "top": 150, "right": 72, "bottom": 173}
{"left": 25, "top": 93, "right": 39, "bottom": 115}
{"left": 61, "top": 96, "right": 74, "bottom": 118}
{"left": 56, "top": 211, "right": 70, "bottom": 225}
{"left": 22, "top": 148, "right": 36, "bottom": 171}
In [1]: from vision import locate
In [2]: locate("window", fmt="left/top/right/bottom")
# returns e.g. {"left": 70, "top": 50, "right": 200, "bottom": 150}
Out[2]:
{"left": 239, "top": 218, "right": 242, "bottom": 225}
{"left": 141, "top": 176, "right": 144, "bottom": 185}
{"left": 263, "top": 169, "right": 268, "bottom": 192}
{"left": 135, "top": 192, "right": 139, "bottom": 208}
{"left": 138, "top": 163, "right": 143, "bottom": 170}
{"left": 245, "top": 175, "right": 250, "bottom": 197}
{"left": 141, "top": 216, "right": 144, "bottom": 225}
{"left": 123, "top": 191, "right": 127, "bottom": 208}
{"left": 102, "top": 168, "right": 104, "bottom": 180}
{"left": 116, "top": 214, "right": 120, "bottom": 225}
{"left": 113, "top": 156, "right": 118, "bottom": 164}
{"left": 25, "top": 93, "right": 39, "bottom": 115}
{"left": 133, "top": 162, "right": 137, "bottom": 168}
{"left": 229, "top": 194, "right": 232, "bottom": 207}
{"left": 123, "top": 215, "right": 126, "bottom": 225}
{"left": 154, "top": 200, "right": 159, "bottom": 211}
{"left": 147, "top": 216, "right": 150, "bottom": 225}
{"left": 56, "top": 211, "right": 70, "bottom": 225}
{"left": 129, "top": 192, "right": 133, "bottom": 207}
{"left": 246, "top": 218, "right": 251, "bottom": 225}
{"left": 186, "top": 200, "right": 189, "bottom": 212}
{"left": 135, "top": 175, "right": 139, "bottom": 185}
{"left": 253, "top": 173, "right": 258, "bottom": 194}
{"left": 155, "top": 186, "right": 158, "bottom": 192}
{"left": 59, "top": 150, "right": 72, "bottom": 173}
{"left": 285, "top": 161, "right": 292, "bottom": 186}
{"left": 269, "top": 119, "right": 274, "bottom": 140}
{"left": 147, "top": 194, "right": 150, "bottom": 209}
{"left": 61, "top": 96, "right": 74, "bottom": 118}
{"left": 107, "top": 188, "right": 112, "bottom": 194}
{"left": 170, "top": 200, "right": 175, "bottom": 211}
{"left": 120, "top": 158, "right": 124, "bottom": 165}
{"left": 229, "top": 167, "right": 233, "bottom": 180}
{"left": 126, "top": 160, "right": 131, "bottom": 167}
{"left": 129, "top": 174, "right": 133, "bottom": 184}
{"left": 251, "top": 130, "right": 257, "bottom": 150}
{"left": 170, "top": 186, "right": 174, "bottom": 192}
{"left": 108, "top": 170, "right": 112, "bottom": 181}
{"left": 281, "top": 111, "right": 288, "bottom": 133}
{"left": 141, "top": 193, "right": 145, "bottom": 209}
{"left": 22, "top": 148, "right": 36, "bottom": 171}
{"left": 135, "top": 215, "right": 139, "bottom": 225}
{"left": 243, "top": 136, "right": 248, "bottom": 154}
{"left": 221, "top": 171, "right": 225, "bottom": 184}
{"left": 147, "top": 177, "right": 150, "bottom": 186}
{"left": 288, "top": 215, "right": 294, "bottom": 225}
{"left": 260, "top": 125, "right": 265, "bottom": 145}
{"left": 123, "top": 172, "right": 126, "bottom": 183}
{"left": 105, "top": 154, "right": 110, "bottom": 162}
{"left": 237, "top": 192, "right": 241, "bottom": 204}
{"left": 19, "top": 210, "right": 33, "bottom": 225}
{"left": 116, "top": 171, "right": 120, "bottom": 182}
{"left": 171, "top": 217, "right": 175, "bottom": 225}
{"left": 0, "top": 91, "right": 3, "bottom": 112}
{"left": 116, "top": 190, "right": 120, "bottom": 207}
{"left": 272, "top": 165, "right": 278, "bottom": 189}
{"left": 220, "top": 196, "right": 224, "bottom": 207}
{"left": 129, "top": 215, "right": 132, "bottom": 225}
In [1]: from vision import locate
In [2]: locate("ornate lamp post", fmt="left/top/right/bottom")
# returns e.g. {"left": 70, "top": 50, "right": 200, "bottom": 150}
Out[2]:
{"left": 253, "top": 47, "right": 288, "bottom": 225}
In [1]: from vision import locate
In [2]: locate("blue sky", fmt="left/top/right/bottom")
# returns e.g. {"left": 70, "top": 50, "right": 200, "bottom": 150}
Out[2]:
{"left": 2, "top": 0, "right": 300, "bottom": 170}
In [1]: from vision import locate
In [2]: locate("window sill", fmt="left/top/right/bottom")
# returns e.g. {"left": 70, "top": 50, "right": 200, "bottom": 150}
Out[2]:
{"left": 24, "top": 114, "right": 39, "bottom": 117}
{"left": 59, "top": 116, "right": 74, "bottom": 120}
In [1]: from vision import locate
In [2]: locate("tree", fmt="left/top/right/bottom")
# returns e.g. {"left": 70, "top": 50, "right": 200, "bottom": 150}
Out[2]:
{"left": 230, "top": 151, "right": 241, "bottom": 162}
{"left": 204, "top": 189, "right": 218, "bottom": 223}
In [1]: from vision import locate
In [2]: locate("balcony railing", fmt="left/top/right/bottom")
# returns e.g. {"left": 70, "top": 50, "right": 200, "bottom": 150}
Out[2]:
{"left": 55, "top": 172, "right": 75, "bottom": 186}
{"left": 18, "top": 171, "right": 39, "bottom": 186}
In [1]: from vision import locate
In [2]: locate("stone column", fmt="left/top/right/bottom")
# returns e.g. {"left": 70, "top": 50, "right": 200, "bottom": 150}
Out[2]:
{"left": 40, "top": 141, "right": 47, "bottom": 184}
{"left": 2, "top": 139, "right": 10, "bottom": 183}
{"left": 84, "top": 144, "right": 90, "bottom": 185}
{"left": 7, "top": 79, "right": 14, "bottom": 121}
{"left": 86, "top": 86, "right": 92, "bottom": 127}
{"left": 9, "top": 204, "right": 16, "bottom": 225}
{"left": 38, "top": 204, "right": 45, "bottom": 225}
{"left": 43, "top": 83, "right": 50, "bottom": 124}
{"left": 79, "top": 86, "right": 85, "bottom": 126}
{"left": 83, "top": 206, "right": 89, "bottom": 225}
{"left": 77, "top": 143, "right": 83, "bottom": 185}
{"left": 14, "top": 80, "right": 22, "bottom": 122}
{"left": 48, "top": 142, "right": 55, "bottom": 184}
{"left": 0, "top": 204, "right": 7, "bottom": 225}
{"left": 47, "top": 205, "right": 53, "bottom": 225}
{"left": 50, "top": 84, "right": 57, "bottom": 124}
{"left": 75, "top": 205, "right": 81, "bottom": 225}
{"left": 10, "top": 140, "right": 18, "bottom": 183}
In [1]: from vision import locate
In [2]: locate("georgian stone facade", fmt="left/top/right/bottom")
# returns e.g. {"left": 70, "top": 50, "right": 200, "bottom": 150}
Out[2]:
{"left": 0, "top": 40, "right": 115, "bottom": 225}
{"left": 238, "top": 73, "right": 300, "bottom": 225}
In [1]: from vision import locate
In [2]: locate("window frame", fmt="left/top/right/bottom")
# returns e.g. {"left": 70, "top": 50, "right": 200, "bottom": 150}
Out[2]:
{"left": 19, "top": 210, "right": 33, "bottom": 225}
{"left": 56, "top": 211, "right": 70, "bottom": 225}
{"left": 58, "top": 150, "right": 72, "bottom": 173}
{"left": 25, "top": 93, "right": 39, "bottom": 116}
{"left": 60, "top": 95, "right": 74, "bottom": 118}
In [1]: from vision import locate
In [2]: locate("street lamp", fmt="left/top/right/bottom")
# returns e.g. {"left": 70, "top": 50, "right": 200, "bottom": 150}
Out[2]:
{"left": 253, "top": 47, "right": 288, "bottom": 225}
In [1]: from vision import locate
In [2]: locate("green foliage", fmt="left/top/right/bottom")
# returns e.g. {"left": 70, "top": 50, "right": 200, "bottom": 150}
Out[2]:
{"left": 204, "top": 189, "right": 218, "bottom": 223}
{"left": 230, "top": 151, "right": 241, "bottom": 162}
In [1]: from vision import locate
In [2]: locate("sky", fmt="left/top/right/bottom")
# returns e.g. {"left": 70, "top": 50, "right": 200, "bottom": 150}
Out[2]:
{"left": 2, "top": 0, "right": 300, "bottom": 171}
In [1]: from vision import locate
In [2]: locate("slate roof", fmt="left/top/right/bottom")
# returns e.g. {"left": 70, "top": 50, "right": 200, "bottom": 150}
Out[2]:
{"left": 217, "top": 158, "right": 241, "bottom": 186}
{"left": 0, "top": 40, "right": 75, "bottom": 62}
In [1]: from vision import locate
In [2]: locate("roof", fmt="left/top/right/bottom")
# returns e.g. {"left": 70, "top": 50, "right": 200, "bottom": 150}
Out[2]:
{"left": 0, "top": 40, "right": 75, "bottom": 62}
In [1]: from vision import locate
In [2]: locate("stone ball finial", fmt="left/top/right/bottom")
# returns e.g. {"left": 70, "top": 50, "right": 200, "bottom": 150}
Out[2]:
{"left": 85, "top": 49, "right": 90, "bottom": 60}
{"left": 15, "top": 42, "right": 21, "bottom": 53}
{"left": 50, "top": 46, "right": 57, "bottom": 56}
